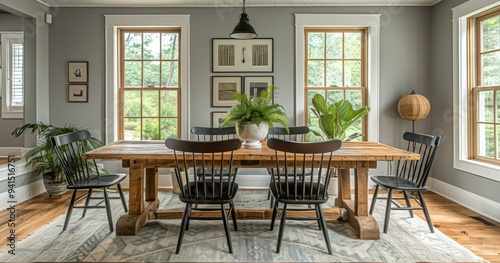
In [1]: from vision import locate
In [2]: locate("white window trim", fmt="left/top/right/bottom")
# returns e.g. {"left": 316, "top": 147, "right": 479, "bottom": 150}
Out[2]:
{"left": 452, "top": 0, "right": 500, "bottom": 182}
{"left": 1, "top": 32, "right": 24, "bottom": 119}
{"left": 104, "top": 15, "right": 190, "bottom": 143}
{"left": 294, "top": 14, "right": 380, "bottom": 142}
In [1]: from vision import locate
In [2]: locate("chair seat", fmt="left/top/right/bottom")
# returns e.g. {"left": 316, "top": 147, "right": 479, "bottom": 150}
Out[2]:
{"left": 68, "top": 173, "right": 127, "bottom": 189}
{"left": 179, "top": 181, "right": 239, "bottom": 204}
{"left": 370, "top": 175, "right": 428, "bottom": 191}
{"left": 269, "top": 182, "right": 328, "bottom": 204}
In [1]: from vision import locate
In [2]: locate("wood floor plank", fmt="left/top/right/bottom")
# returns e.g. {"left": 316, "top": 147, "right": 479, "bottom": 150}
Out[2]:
{"left": 0, "top": 190, "right": 498, "bottom": 262}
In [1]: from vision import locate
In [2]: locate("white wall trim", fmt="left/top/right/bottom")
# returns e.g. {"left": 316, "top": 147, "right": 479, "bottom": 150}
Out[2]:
{"left": 294, "top": 14, "right": 380, "bottom": 142}
{"left": 104, "top": 14, "right": 191, "bottom": 143}
{"left": 452, "top": 0, "right": 500, "bottom": 182}
{"left": 0, "top": 179, "right": 45, "bottom": 211}
{"left": 429, "top": 177, "right": 500, "bottom": 223}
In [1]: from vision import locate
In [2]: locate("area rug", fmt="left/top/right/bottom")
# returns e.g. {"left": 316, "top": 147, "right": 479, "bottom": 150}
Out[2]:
{"left": 0, "top": 191, "right": 484, "bottom": 262}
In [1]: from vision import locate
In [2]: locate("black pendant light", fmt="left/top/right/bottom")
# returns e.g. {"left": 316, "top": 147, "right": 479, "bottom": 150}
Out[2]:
{"left": 230, "top": 0, "right": 258, "bottom": 39}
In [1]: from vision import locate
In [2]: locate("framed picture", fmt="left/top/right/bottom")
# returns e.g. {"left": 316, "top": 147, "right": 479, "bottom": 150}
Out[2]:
{"left": 68, "top": 61, "right": 88, "bottom": 83}
{"left": 244, "top": 76, "right": 274, "bottom": 100}
{"left": 68, "top": 84, "right": 88, "bottom": 102}
{"left": 212, "top": 76, "right": 242, "bottom": 107}
{"left": 211, "top": 111, "right": 228, "bottom": 128}
{"left": 212, "top": 38, "right": 273, "bottom": 72}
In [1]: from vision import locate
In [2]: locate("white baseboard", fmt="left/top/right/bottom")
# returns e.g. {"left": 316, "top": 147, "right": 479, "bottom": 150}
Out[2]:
{"left": 428, "top": 177, "right": 500, "bottom": 223}
{"left": 0, "top": 179, "right": 45, "bottom": 210}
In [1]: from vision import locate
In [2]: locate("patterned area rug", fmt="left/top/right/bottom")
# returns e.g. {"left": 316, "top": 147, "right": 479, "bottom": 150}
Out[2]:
{"left": 0, "top": 191, "right": 484, "bottom": 262}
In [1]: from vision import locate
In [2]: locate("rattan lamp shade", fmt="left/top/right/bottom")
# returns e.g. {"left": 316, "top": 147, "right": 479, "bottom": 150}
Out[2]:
{"left": 397, "top": 91, "right": 431, "bottom": 121}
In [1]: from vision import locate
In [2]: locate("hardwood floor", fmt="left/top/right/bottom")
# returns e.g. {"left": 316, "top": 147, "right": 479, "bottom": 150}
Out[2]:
{"left": 0, "top": 190, "right": 498, "bottom": 262}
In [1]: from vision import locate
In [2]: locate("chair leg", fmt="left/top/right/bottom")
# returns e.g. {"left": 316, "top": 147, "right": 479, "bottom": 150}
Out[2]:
{"left": 230, "top": 201, "right": 238, "bottom": 231}
{"left": 103, "top": 187, "right": 114, "bottom": 232}
{"left": 276, "top": 203, "right": 287, "bottom": 253}
{"left": 315, "top": 204, "right": 322, "bottom": 230}
{"left": 383, "top": 189, "right": 393, "bottom": 233}
{"left": 369, "top": 185, "right": 379, "bottom": 215}
{"left": 175, "top": 204, "right": 191, "bottom": 254}
{"left": 270, "top": 199, "right": 279, "bottom": 231}
{"left": 221, "top": 204, "right": 233, "bottom": 253}
{"left": 82, "top": 189, "right": 93, "bottom": 218}
{"left": 185, "top": 205, "right": 193, "bottom": 231}
{"left": 269, "top": 195, "right": 275, "bottom": 209}
{"left": 418, "top": 191, "right": 434, "bottom": 233}
{"left": 317, "top": 204, "right": 332, "bottom": 255}
{"left": 63, "top": 189, "right": 78, "bottom": 231}
{"left": 402, "top": 190, "right": 414, "bottom": 218}
{"left": 117, "top": 183, "right": 128, "bottom": 212}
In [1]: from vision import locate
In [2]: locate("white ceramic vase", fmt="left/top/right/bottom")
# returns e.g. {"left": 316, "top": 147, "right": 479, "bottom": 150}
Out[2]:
{"left": 236, "top": 123, "right": 269, "bottom": 148}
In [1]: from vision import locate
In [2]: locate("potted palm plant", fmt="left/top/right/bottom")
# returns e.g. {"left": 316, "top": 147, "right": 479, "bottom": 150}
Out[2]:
{"left": 222, "top": 85, "right": 288, "bottom": 148}
{"left": 11, "top": 122, "right": 104, "bottom": 197}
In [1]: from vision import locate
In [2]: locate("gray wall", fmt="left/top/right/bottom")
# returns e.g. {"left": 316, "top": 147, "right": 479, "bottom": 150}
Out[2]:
{"left": 0, "top": 14, "right": 24, "bottom": 147}
{"left": 47, "top": 6, "right": 432, "bottom": 146}
{"left": 430, "top": 0, "right": 500, "bottom": 203}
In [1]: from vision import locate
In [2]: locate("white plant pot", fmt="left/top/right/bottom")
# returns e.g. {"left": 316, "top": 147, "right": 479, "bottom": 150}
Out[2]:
{"left": 328, "top": 176, "right": 338, "bottom": 196}
{"left": 237, "top": 123, "right": 269, "bottom": 148}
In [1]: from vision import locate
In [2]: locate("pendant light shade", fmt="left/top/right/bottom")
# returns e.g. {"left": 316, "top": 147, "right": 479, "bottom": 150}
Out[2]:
{"left": 230, "top": 0, "right": 258, "bottom": 39}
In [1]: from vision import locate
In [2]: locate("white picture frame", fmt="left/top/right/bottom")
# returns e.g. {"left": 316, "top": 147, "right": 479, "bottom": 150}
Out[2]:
{"left": 244, "top": 76, "right": 274, "bottom": 100}
{"left": 212, "top": 38, "right": 273, "bottom": 72}
{"left": 212, "top": 76, "right": 242, "bottom": 107}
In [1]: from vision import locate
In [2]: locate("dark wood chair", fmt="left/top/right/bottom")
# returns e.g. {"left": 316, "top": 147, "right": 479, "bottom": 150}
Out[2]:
{"left": 369, "top": 132, "right": 441, "bottom": 233}
{"left": 267, "top": 138, "right": 342, "bottom": 254}
{"left": 190, "top": 126, "right": 237, "bottom": 141}
{"left": 266, "top": 126, "right": 310, "bottom": 207}
{"left": 165, "top": 138, "right": 242, "bottom": 254}
{"left": 51, "top": 130, "right": 128, "bottom": 232}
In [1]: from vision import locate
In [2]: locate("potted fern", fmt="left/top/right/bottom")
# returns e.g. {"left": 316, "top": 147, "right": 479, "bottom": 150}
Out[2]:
{"left": 12, "top": 122, "right": 104, "bottom": 197}
{"left": 222, "top": 85, "right": 288, "bottom": 148}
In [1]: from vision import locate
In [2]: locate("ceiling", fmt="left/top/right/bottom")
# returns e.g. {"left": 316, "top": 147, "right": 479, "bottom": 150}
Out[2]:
{"left": 34, "top": 0, "right": 442, "bottom": 7}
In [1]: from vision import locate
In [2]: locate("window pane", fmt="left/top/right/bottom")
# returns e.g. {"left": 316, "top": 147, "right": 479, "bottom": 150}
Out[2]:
{"left": 142, "top": 90, "right": 159, "bottom": 117}
{"left": 142, "top": 118, "right": 160, "bottom": 140}
{"left": 307, "top": 61, "right": 324, "bottom": 87}
{"left": 124, "top": 90, "right": 141, "bottom": 117}
{"left": 161, "top": 33, "right": 179, "bottom": 60}
{"left": 308, "top": 33, "right": 324, "bottom": 59}
{"left": 497, "top": 91, "right": 500, "bottom": 123}
{"left": 161, "top": 61, "right": 179, "bottom": 87}
{"left": 346, "top": 118, "right": 362, "bottom": 141}
{"left": 327, "top": 90, "right": 344, "bottom": 104}
{"left": 124, "top": 61, "right": 142, "bottom": 87}
{"left": 346, "top": 90, "right": 363, "bottom": 109}
{"left": 123, "top": 118, "right": 141, "bottom": 140}
{"left": 326, "top": 33, "right": 342, "bottom": 59}
{"left": 160, "top": 90, "right": 178, "bottom": 116}
{"left": 478, "top": 123, "right": 495, "bottom": 158}
{"left": 143, "top": 61, "right": 160, "bottom": 87}
{"left": 124, "top": 33, "right": 142, "bottom": 59}
{"left": 481, "top": 51, "right": 500, "bottom": 86}
{"left": 481, "top": 15, "right": 500, "bottom": 52}
{"left": 11, "top": 43, "right": 23, "bottom": 106}
{"left": 160, "top": 118, "right": 178, "bottom": 139}
{"left": 307, "top": 90, "right": 323, "bottom": 116}
{"left": 344, "top": 33, "right": 361, "bottom": 59}
{"left": 344, "top": 60, "right": 362, "bottom": 87}
{"left": 478, "top": 90, "right": 494, "bottom": 122}
{"left": 143, "top": 33, "right": 161, "bottom": 60}
{"left": 326, "top": 61, "right": 342, "bottom": 87}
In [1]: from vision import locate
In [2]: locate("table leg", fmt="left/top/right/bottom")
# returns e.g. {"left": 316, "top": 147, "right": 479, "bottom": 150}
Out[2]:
{"left": 145, "top": 167, "right": 159, "bottom": 211}
{"left": 337, "top": 162, "right": 380, "bottom": 240}
{"left": 116, "top": 159, "right": 149, "bottom": 235}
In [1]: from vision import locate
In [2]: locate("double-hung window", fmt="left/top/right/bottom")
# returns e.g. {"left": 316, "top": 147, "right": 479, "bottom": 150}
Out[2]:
{"left": 1, "top": 33, "right": 24, "bottom": 119}
{"left": 304, "top": 28, "right": 368, "bottom": 141}
{"left": 453, "top": 1, "right": 500, "bottom": 181}
{"left": 469, "top": 8, "right": 500, "bottom": 164}
{"left": 118, "top": 28, "right": 181, "bottom": 140}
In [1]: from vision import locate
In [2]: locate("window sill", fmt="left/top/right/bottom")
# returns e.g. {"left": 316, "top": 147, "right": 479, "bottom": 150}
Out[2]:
{"left": 454, "top": 158, "right": 500, "bottom": 182}
{"left": 1, "top": 111, "right": 23, "bottom": 119}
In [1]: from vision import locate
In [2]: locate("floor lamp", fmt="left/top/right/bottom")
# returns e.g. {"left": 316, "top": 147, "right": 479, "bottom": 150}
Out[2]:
{"left": 397, "top": 90, "right": 431, "bottom": 132}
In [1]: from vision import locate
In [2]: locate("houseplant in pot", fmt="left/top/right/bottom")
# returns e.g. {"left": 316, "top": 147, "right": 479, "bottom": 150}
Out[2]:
{"left": 11, "top": 122, "right": 104, "bottom": 197}
{"left": 222, "top": 85, "right": 289, "bottom": 148}
{"left": 309, "top": 93, "right": 370, "bottom": 195}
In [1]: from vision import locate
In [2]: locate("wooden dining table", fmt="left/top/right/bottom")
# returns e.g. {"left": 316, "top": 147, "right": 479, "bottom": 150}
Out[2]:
{"left": 83, "top": 140, "right": 419, "bottom": 240}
